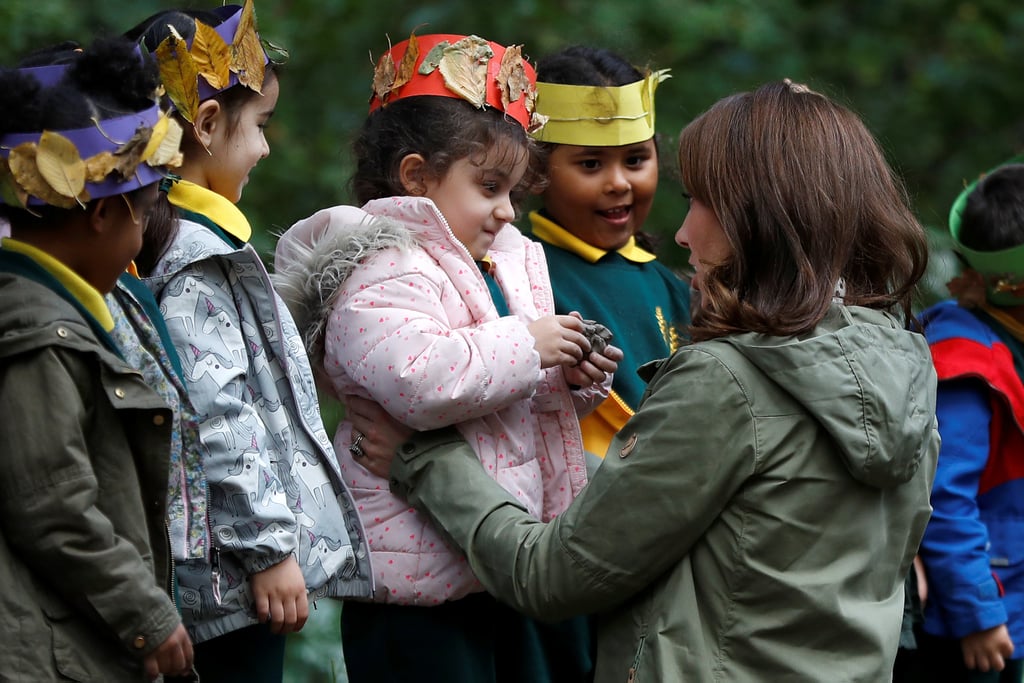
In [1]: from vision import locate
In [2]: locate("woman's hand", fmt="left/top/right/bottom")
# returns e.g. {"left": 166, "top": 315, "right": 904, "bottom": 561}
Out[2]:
{"left": 564, "top": 343, "right": 624, "bottom": 388}
{"left": 250, "top": 555, "right": 308, "bottom": 634}
{"left": 345, "top": 395, "right": 415, "bottom": 478}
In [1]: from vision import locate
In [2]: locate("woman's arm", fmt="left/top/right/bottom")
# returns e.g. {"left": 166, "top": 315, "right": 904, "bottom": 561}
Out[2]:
{"left": 385, "top": 348, "right": 756, "bottom": 619}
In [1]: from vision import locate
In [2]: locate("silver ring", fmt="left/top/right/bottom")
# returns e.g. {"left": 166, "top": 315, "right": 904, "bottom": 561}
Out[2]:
{"left": 349, "top": 432, "right": 366, "bottom": 459}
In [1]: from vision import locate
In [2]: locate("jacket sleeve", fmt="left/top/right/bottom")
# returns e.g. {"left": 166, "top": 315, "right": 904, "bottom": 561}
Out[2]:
{"left": 158, "top": 261, "right": 296, "bottom": 574}
{"left": 919, "top": 378, "right": 1008, "bottom": 637}
{"left": 327, "top": 265, "right": 543, "bottom": 430}
{"left": 389, "top": 348, "right": 756, "bottom": 619}
{"left": 0, "top": 348, "right": 180, "bottom": 656}
{"left": 567, "top": 368, "right": 612, "bottom": 418}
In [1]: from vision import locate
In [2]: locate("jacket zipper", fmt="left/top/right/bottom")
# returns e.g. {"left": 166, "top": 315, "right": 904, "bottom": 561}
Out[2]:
{"left": 627, "top": 634, "right": 646, "bottom": 683}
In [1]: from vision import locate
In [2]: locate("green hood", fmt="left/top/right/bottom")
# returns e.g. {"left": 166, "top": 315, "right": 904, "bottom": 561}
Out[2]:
{"left": 719, "top": 305, "right": 936, "bottom": 488}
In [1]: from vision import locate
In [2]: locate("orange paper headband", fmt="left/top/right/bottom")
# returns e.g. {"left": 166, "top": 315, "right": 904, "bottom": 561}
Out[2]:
{"left": 368, "top": 33, "right": 544, "bottom": 132}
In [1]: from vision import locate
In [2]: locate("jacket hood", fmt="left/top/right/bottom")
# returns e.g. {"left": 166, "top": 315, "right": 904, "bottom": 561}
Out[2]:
{"left": 272, "top": 205, "right": 417, "bottom": 364}
{"left": 721, "top": 305, "right": 937, "bottom": 489}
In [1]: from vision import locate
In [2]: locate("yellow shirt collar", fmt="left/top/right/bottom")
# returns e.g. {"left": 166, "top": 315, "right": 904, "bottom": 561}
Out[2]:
{"left": 528, "top": 211, "right": 656, "bottom": 264}
{"left": 167, "top": 179, "right": 253, "bottom": 243}
{"left": 1, "top": 237, "right": 115, "bottom": 331}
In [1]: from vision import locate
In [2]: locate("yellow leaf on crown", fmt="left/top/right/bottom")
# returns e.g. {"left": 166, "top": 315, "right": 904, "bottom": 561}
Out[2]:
{"left": 192, "top": 20, "right": 231, "bottom": 91}
{"left": 9, "top": 143, "right": 80, "bottom": 209}
{"left": 438, "top": 36, "right": 492, "bottom": 108}
{"left": 157, "top": 31, "right": 200, "bottom": 122}
{"left": 36, "top": 131, "right": 87, "bottom": 201}
{"left": 230, "top": 0, "right": 265, "bottom": 93}
{"left": 146, "top": 116, "right": 184, "bottom": 168}
{"left": 392, "top": 32, "right": 419, "bottom": 92}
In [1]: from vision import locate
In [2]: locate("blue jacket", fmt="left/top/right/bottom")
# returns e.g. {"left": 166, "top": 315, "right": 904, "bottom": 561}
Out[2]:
{"left": 920, "top": 300, "right": 1024, "bottom": 654}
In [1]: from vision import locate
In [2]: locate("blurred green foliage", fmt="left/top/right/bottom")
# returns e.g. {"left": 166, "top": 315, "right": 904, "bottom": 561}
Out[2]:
{"left": 6, "top": 0, "right": 1024, "bottom": 303}
{"left": 5, "top": 1, "right": 1023, "bottom": 678}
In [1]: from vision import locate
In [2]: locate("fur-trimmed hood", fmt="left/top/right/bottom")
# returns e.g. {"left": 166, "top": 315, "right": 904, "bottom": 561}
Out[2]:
{"left": 273, "top": 205, "right": 417, "bottom": 365}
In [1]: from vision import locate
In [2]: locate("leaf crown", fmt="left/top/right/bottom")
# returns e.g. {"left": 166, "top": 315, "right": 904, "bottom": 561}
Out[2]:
{"left": 369, "top": 33, "right": 547, "bottom": 134}
{"left": 152, "top": 0, "right": 282, "bottom": 123}
{"left": 0, "top": 64, "right": 183, "bottom": 210}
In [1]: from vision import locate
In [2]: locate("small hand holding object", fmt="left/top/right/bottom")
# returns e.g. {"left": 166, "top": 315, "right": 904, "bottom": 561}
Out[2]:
{"left": 250, "top": 555, "right": 308, "bottom": 634}
{"left": 143, "top": 623, "right": 193, "bottom": 681}
{"left": 563, "top": 315, "right": 621, "bottom": 388}
{"left": 527, "top": 314, "right": 587, "bottom": 368}
{"left": 345, "top": 395, "right": 415, "bottom": 478}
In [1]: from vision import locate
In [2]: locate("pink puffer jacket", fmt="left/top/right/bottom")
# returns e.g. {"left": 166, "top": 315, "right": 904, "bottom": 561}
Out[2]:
{"left": 274, "top": 196, "right": 606, "bottom": 604}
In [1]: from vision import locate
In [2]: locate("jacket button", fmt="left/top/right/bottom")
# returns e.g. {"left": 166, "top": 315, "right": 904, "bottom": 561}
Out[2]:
{"left": 56, "top": 327, "right": 68, "bottom": 338}
{"left": 132, "top": 635, "right": 146, "bottom": 649}
{"left": 114, "top": 388, "right": 126, "bottom": 399}
{"left": 401, "top": 444, "right": 415, "bottom": 455}
{"left": 153, "top": 414, "right": 165, "bottom": 426}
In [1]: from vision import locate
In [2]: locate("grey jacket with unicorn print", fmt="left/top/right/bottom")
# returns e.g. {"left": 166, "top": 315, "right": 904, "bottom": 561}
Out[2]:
{"left": 146, "top": 207, "right": 372, "bottom": 643}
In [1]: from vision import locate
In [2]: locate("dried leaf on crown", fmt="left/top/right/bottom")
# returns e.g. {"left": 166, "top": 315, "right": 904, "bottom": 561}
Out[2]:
{"left": 191, "top": 20, "right": 231, "bottom": 91}
{"left": 156, "top": 26, "right": 201, "bottom": 123}
{"left": 231, "top": 0, "right": 265, "bottom": 93}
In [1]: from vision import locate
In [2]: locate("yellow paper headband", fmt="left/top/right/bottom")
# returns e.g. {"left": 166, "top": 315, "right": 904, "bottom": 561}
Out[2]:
{"left": 531, "top": 69, "right": 670, "bottom": 146}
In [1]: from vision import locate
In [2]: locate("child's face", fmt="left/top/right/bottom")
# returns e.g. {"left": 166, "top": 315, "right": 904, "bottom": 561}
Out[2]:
{"left": 204, "top": 74, "right": 279, "bottom": 203}
{"left": 422, "top": 143, "right": 529, "bottom": 260}
{"left": 90, "top": 185, "right": 159, "bottom": 293}
{"left": 542, "top": 139, "right": 658, "bottom": 251}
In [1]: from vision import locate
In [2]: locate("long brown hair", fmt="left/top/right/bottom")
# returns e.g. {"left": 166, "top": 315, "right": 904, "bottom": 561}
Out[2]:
{"left": 678, "top": 80, "right": 927, "bottom": 342}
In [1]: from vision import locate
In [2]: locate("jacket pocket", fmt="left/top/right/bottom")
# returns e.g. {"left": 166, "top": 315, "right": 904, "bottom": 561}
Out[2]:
{"left": 40, "top": 599, "right": 138, "bottom": 682}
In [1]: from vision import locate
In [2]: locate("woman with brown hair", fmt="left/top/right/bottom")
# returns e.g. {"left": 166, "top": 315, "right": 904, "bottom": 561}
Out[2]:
{"left": 351, "top": 80, "right": 940, "bottom": 682}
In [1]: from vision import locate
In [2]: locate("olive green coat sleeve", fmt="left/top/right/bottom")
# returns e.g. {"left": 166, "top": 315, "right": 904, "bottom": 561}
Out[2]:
{"left": 391, "top": 347, "right": 755, "bottom": 620}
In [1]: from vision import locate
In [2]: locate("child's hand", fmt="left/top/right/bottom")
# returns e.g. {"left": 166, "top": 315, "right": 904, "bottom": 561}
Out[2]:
{"left": 528, "top": 315, "right": 587, "bottom": 368}
{"left": 143, "top": 623, "right": 193, "bottom": 681}
{"left": 961, "top": 624, "right": 1015, "bottom": 672}
{"left": 564, "top": 344, "right": 624, "bottom": 388}
{"left": 251, "top": 555, "right": 309, "bottom": 634}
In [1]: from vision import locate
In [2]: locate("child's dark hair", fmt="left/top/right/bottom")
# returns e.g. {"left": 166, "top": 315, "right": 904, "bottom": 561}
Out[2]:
{"left": 534, "top": 46, "right": 661, "bottom": 251}
{"left": 959, "top": 164, "right": 1024, "bottom": 252}
{"left": 0, "top": 37, "right": 161, "bottom": 224}
{"left": 124, "top": 10, "right": 278, "bottom": 274}
{"left": 351, "top": 97, "right": 538, "bottom": 207}
{"left": 536, "top": 45, "right": 644, "bottom": 88}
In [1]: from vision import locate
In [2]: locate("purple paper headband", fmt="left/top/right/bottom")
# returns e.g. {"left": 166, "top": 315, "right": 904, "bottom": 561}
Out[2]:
{"left": 0, "top": 105, "right": 166, "bottom": 207}
{"left": 0, "top": 59, "right": 180, "bottom": 208}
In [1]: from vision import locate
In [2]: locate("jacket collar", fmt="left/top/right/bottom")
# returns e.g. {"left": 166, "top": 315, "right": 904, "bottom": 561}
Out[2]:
{"left": 1, "top": 237, "right": 114, "bottom": 331}
{"left": 167, "top": 180, "right": 252, "bottom": 244}
{"left": 528, "top": 211, "right": 656, "bottom": 264}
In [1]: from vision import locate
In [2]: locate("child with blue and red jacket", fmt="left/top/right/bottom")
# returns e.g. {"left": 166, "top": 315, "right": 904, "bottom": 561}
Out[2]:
{"left": 918, "top": 160, "right": 1024, "bottom": 682}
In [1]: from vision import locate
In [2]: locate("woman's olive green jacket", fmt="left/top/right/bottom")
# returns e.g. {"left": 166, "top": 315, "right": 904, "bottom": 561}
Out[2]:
{"left": 392, "top": 305, "right": 940, "bottom": 682}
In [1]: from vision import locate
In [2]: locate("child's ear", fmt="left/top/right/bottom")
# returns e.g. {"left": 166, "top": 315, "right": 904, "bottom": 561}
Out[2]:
{"left": 191, "top": 99, "right": 223, "bottom": 150}
{"left": 398, "top": 153, "right": 428, "bottom": 196}
{"left": 87, "top": 196, "right": 116, "bottom": 235}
